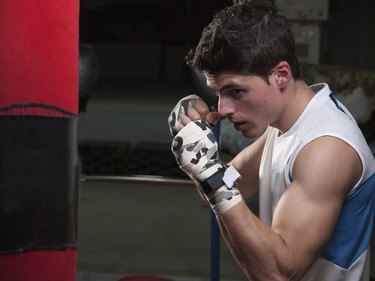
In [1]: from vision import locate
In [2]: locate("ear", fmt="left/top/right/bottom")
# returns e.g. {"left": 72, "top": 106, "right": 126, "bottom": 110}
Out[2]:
{"left": 273, "top": 61, "right": 292, "bottom": 90}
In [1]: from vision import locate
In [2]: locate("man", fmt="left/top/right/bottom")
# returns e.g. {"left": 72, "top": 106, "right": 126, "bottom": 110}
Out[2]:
{"left": 168, "top": 0, "right": 375, "bottom": 280}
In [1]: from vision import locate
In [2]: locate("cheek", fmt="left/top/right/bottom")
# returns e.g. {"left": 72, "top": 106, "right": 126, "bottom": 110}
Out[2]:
{"left": 242, "top": 97, "right": 275, "bottom": 126}
{"left": 257, "top": 88, "right": 278, "bottom": 114}
{"left": 243, "top": 96, "right": 267, "bottom": 116}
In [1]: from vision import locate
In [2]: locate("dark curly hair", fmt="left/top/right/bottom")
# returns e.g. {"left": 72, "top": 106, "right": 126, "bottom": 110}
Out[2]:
{"left": 185, "top": 0, "right": 301, "bottom": 82}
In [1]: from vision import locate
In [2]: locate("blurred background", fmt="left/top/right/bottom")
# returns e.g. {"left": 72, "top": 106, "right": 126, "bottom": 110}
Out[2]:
{"left": 76, "top": 1, "right": 375, "bottom": 280}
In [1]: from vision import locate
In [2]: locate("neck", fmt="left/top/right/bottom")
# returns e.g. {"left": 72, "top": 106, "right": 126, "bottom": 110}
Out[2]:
{"left": 273, "top": 80, "right": 314, "bottom": 134}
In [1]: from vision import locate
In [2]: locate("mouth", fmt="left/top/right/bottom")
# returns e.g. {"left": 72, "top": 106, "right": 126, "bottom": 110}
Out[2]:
{"left": 233, "top": 121, "right": 247, "bottom": 131}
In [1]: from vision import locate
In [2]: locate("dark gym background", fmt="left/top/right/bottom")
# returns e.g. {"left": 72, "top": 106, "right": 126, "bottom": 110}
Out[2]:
{"left": 76, "top": 1, "right": 375, "bottom": 281}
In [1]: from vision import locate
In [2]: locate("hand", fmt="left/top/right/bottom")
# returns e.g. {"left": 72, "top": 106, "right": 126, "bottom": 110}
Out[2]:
{"left": 168, "top": 95, "right": 221, "bottom": 136}
{"left": 171, "top": 120, "right": 223, "bottom": 186}
{"left": 171, "top": 120, "right": 243, "bottom": 215}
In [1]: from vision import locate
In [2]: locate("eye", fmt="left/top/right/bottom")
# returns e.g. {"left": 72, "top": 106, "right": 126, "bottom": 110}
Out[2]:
{"left": 230, "top": 88, "right": 245, "bottom": 98}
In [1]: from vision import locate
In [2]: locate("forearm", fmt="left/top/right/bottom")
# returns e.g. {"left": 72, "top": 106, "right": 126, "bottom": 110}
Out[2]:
{"left": 217, "top": 202, "right": 303, "bottom": 281}
{"left": 168, "top": 118, "right": 304, "bottom": 279}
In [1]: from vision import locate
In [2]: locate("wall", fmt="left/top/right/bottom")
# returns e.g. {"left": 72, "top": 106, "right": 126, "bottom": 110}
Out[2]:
{"left": 323, "top": 0, "right": 375, "bottom": 70}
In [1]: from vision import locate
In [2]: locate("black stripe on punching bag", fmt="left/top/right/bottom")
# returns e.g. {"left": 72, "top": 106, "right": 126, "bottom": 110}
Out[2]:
{"left": 0, "top": 116, "right": 78, "bottom": 253}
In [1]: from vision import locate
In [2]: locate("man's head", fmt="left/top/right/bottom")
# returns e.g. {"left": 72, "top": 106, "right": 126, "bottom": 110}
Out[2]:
{"left": 185, "top": 0, "right": 301, "bottom": 82}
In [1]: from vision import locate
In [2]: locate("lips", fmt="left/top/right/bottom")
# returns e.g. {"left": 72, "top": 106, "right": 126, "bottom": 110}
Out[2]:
{"left": 233, "top": 121, "right": 246, "bottom": 131}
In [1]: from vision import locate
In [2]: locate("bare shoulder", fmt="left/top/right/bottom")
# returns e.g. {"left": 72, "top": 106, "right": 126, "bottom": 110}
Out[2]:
{"left": 293, "top": 136, "right": 362, "bottom": 197}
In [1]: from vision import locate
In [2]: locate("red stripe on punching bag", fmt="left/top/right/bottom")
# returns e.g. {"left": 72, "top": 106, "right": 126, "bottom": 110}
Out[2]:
{"left": 0, "top": 0, "right": 79, "bottom": 115}
{"left": 0, "top": 249, "right": 77, "bottom": 281}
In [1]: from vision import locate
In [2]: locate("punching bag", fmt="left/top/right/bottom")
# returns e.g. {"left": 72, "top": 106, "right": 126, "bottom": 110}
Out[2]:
{"left": 0, "top": 1, "right": 79, "bottom": 281}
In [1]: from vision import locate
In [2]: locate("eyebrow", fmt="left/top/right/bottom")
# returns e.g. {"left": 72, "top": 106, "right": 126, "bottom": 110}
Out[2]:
{"left": 217, "top": 83, "right": 242, "bottom": 93}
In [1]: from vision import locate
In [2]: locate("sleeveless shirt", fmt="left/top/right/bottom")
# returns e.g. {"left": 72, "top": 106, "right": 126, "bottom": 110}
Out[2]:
{"left": 259, "top": 83, "right": 375, "bottom": 280}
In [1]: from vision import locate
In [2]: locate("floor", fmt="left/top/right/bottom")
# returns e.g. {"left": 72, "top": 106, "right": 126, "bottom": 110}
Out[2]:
{"left": 76, "top": 180, "right": 252, "bottom": 281}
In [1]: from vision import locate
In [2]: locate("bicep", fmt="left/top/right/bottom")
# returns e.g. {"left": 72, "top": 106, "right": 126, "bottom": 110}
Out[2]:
{"left": 270, "top": 136, "right": 362, "bottom": 275}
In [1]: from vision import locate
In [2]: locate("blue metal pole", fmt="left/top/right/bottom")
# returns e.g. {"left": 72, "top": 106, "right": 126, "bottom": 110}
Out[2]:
{"left": 211, "top": 211, "right": 220, "bottom": 281}
{"left": 211, "top": 123, "right": 221, "bottom": 281}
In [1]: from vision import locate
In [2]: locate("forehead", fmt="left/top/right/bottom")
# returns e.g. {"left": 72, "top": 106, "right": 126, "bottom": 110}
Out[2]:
{"left": 204, "top": 72, "right": 256, "bottom": 90}
{"left": 204, "top": 72, "right": 237, "bottom": 88}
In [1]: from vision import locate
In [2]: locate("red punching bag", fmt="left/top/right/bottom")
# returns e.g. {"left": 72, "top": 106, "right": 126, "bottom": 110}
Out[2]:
{"left": 0, "top": 1, "right": 79, "bottom": 281}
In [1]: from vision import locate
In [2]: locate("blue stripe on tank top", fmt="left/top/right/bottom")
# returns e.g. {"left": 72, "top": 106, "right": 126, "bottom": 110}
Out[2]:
{"left": 320, "top": 172, "right": 375, "bottom": 269}
{"left": 329, "top": 93, "right": 345, "bottom": 113}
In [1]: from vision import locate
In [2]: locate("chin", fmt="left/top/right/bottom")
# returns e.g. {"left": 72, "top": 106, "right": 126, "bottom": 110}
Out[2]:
{"left": 241, "top": 130, "right": 257, "bottom": 138}
{"left": 242, "top": 127, "right": 266, "bottom": 139}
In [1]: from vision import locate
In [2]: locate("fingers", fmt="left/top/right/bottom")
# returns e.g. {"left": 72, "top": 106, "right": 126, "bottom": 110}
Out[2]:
{"left": 178, "top": 95, "right": 209, "bottom": 121}
{"left": 179, "top": 99, "right": 209, "bottom": 123}
{"left": 206, "top": 112, "right": 222, "bottom": 127}
{"left": 168, "top": 94, "right": 224, "bottom": 137}
{"left": 177, "top": 112, "right": 193, "bottom": 127}
{"left": 177, "top": 111, "right": 221, "bottom": 133}
{"left": 168, "top": 94, "right": 212, "bottom": 136}
{"left": 190, "top": 98, "right": 210, "bottom": 120}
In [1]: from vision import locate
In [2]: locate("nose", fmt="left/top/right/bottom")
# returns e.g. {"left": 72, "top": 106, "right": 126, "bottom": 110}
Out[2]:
{"left": 218, "top": 95, "right": 234, "bottom": 118}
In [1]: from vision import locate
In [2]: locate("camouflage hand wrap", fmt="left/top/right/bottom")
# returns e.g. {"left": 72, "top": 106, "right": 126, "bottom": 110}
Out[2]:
{"left": 171, "top": 120, "right": 242, "bottom": 215}
{"left": 168, "top": 94, "right": 204, "bottom": 136}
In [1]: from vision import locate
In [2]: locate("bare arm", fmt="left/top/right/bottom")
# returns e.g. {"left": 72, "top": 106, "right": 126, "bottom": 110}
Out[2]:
{"left": 228, "top": 127, "right": 269, "bottom": 198}
{"left": 217, "top": 136, "right": 362, "bottom": 281}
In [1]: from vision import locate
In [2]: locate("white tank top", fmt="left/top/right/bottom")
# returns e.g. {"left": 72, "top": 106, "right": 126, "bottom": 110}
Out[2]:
{"left": 259, "top": 83, "right": 375, "bottom": 280}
